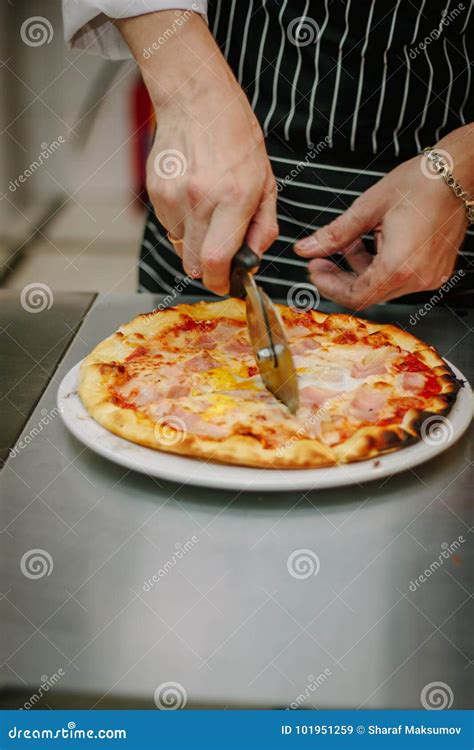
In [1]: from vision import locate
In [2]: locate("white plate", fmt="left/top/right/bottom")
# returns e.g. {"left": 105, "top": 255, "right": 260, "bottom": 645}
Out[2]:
{"left": 57, "top": 361, "right": 472, "bottom": 492}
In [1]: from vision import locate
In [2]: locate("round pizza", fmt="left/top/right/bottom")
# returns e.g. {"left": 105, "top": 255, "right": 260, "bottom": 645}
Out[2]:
{"left": 78, "top": 299, "right": 460, "bottom": 469}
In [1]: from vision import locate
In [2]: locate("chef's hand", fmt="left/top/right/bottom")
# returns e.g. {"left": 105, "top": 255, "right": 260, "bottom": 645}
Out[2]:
{"left": 116, "top": 11, "right": 277, "bottom": 295}
{"left": 294, "top": 126, "right": 473, "bottom": 310}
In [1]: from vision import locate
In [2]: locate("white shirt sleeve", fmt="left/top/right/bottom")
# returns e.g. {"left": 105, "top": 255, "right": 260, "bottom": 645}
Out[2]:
{"left": 62, "top": 1, "right": 209, "bottom": 60}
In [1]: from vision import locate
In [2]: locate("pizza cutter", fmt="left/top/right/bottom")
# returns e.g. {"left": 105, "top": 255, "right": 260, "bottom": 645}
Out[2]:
{"left": 230, "top": 245, "right": 299, "bottom": 414}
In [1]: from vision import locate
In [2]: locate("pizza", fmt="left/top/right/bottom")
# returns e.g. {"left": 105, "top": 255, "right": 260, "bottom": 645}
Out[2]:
{"left": 78, "top": 299, "right": 460, "bottom": 469}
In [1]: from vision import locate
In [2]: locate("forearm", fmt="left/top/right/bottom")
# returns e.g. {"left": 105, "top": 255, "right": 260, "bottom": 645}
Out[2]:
{"left": 115, "top": 11, "right": 236, "bottom": 109}
{"left": 114, "top": 10, "right": 276, "bottom": 295}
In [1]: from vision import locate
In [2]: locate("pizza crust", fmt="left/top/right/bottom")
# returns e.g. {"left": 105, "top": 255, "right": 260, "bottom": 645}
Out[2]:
{"left": 78, "top": 300, "right": 461, "bottom": 469}
{"left": 78, "top": 358, "right": 337, "bottom": 469}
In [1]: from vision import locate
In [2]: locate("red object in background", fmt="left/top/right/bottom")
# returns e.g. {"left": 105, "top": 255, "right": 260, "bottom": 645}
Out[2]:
{"left": 131, "top": 74, "right": 155, "bottom": 210}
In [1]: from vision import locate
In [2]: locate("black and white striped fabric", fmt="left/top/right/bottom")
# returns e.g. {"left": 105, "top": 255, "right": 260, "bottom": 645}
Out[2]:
{"left": 139, "top": 0, "right": 474, "bottom": 303}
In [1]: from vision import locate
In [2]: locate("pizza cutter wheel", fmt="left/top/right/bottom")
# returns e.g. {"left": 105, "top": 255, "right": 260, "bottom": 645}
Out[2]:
{"left": 230, "top": 245, "right": 299, "bottom": 415}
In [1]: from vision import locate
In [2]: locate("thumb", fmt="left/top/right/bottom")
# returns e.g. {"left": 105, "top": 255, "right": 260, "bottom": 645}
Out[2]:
{"left": 294, "top": 183, "right": 387, "bottom": 258}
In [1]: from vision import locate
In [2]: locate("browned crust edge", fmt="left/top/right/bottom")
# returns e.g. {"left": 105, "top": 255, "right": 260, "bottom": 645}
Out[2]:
{"left": 78, "top": 300, "right": 462, "bottom": 469}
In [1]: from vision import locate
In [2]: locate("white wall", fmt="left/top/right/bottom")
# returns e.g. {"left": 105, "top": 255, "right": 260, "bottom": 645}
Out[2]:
{"left": 1, "top": 0, "right": 139, "bottom": 229}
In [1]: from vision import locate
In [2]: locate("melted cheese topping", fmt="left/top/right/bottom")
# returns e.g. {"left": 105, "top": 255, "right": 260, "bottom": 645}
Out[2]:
{"left": 202, "top": 394, "right": 239, "bottom": 419}
{"left": 112, "top": 310, "right": 443, "bottom": 448}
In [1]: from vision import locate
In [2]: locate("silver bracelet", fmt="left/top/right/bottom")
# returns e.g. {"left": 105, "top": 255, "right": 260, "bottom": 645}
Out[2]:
{"left": 422, "top": 147, "right": 474, "bottom": 225}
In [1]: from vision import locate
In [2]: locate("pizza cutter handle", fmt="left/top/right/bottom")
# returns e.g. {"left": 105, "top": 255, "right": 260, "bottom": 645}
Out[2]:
{"left": 230, "top": 245, "right": 261, "bottom": 298}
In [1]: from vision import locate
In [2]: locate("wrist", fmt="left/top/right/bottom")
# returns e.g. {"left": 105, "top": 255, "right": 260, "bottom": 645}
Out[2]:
{"left": 116, "top": 10, "right": 231, "bottom": 111}
{"left": 434, "top": 124, "right": 474, "bottom": 194}
{"left": 422, "top": 146, "right": 474, "bottom": 227}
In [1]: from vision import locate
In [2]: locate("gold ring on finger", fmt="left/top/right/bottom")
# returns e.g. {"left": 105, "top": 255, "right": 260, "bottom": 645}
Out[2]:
{"left": 166, "top": 232, "right": 183, "bottom": 247}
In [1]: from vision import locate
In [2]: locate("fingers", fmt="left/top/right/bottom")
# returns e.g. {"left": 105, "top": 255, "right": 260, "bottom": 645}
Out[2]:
{"left": 245, "top": 169, "right": 279, "bottom": 256}
{"left": 165, "top": 223, "right": 184, "bottom": 259}
{"left": 199, "top": 173, "right": 278, "bottom": 294}
{"left": 308, "top": 221, "right": 428, "bottom": 310}
{"left": 344, "top": 240, "right": 373, "bottom": 275}
{"left": 308, "top": 259, "right": 401, "bottom": 310}
{"left": 200, "top": 203, "right": 255, "bottom": 294}
{"left": 149, "top": 161, "right": 272, "bottom": 293}
{"left": 300, "top": 158, "right": 465, "bottom": 308}
{"left": 202, "top": 168, "right": 278, "bottom": 295}
{"left": 294, "top": 186, "right": 386, "bottom": 258}
{"left": 305, "top": 240, "right": 377, "bottom": 309}
{"left": 182, "top": 207, "right": 213, "bottom": 278}
{"left": 308, "top": 260, "right": 374, "bottom": 310}
{"left": 297, "top": 181, "right": 410, "bottom": 307}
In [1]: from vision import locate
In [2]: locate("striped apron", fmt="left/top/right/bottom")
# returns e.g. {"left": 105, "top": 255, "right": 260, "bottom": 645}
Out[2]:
{"left": 139, "top": 0, "right": 474, "bottom": 304}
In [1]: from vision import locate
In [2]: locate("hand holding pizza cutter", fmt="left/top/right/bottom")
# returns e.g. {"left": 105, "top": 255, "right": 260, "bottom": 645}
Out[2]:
{"left": 230, "top": 245, "right": 299, "bottom": 415}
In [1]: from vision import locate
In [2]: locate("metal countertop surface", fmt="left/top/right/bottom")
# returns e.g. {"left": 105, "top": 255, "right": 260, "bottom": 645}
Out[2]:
{"left": 1, "top": 293, "right": 472, "bottom": 709}
{"left": 0, "top": 291, "right": 95, "bottom": 467}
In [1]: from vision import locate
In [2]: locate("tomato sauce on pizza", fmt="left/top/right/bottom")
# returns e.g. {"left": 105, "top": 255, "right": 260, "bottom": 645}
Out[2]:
{"left": 78, "top": 300, "right": 460, "bottom": 468}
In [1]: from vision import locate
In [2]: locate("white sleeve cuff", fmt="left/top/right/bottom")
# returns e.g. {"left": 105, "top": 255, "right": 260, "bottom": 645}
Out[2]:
{"left": 62, "top": 1, "right": 208, "bottom": 60}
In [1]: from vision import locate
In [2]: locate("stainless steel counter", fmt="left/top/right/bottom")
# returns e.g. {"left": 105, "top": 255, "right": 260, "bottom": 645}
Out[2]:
{"left": 1, "top": 294, "right": 472, "bottom": 709}
{"left": 0, "top": 291, "right": 96, "bottom": 466}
